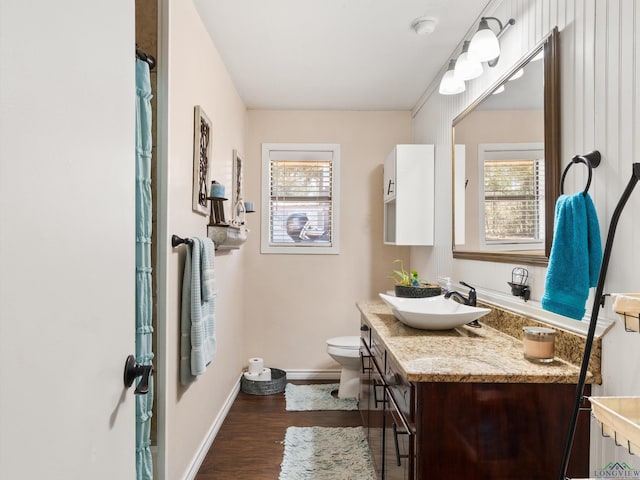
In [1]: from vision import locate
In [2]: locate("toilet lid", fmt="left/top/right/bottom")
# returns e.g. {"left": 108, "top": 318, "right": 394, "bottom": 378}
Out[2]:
{"left": 326, "top": 336, "right": 360, "bottom": 349}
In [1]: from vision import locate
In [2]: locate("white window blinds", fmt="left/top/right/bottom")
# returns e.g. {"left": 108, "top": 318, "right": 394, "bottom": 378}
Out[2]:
{"left": 261, "top": 144, "right": 340, "bottom": 254}
{"left": 483, "top": 157, "right": 545, "bottom": 244}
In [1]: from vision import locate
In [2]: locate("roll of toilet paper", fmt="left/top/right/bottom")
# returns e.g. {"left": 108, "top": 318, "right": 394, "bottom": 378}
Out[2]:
{"left": 248, "top": 357, "right": 263, "bottom": 375}
{"left": 243, "top": 368, "right": 272, "bottom": 382}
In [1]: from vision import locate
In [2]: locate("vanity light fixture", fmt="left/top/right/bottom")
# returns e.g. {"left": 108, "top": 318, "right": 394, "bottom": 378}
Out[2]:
{"left": 438, "top": 16, "right": 515, "bottom": 96}
{"left": 454, "top": 40, "right": 483, "bottom": 81}
{"left": 438, "top": 59, "right": 465, "bottom": 95}
{"left": 492, "top": 84, "right": 505, "bottom": 95}
{"left": 468, "top": 16, "right": 516, "bottom": 66}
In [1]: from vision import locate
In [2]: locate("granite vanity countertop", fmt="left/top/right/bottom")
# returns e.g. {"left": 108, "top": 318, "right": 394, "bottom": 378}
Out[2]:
{"left": 357, "top": 300, "right": 598, "bottom": 384}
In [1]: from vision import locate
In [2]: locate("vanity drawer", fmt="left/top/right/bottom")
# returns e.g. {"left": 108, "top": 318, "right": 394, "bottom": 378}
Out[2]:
{"left": 370, "top": 329, "right": 385, "bottom": 372}
{"left": 386, "top": 356, "right": 415, "bottom": 423}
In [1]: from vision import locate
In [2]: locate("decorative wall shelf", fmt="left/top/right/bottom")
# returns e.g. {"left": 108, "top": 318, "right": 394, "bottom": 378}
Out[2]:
{"left": 206, "top": 192, "right": 250, "bottom": 250}
{"left": 207, "top": 224, "right": 248, "bottom": 250}
{"left": 590, "top": 396, "right": 640, "bottom": 456}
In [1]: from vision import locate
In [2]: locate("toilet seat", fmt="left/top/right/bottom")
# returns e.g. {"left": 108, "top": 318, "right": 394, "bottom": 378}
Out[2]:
{"left": 326, "top": 336, "right": 360, "bottom": 350}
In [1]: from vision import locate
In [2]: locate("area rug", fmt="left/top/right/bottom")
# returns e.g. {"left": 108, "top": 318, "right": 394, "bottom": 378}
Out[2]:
{"left": 285, "top": 383, "right": 357, "bottom": 411}
{"left": 279, "top": 426, "right": 376, "bottom": 480}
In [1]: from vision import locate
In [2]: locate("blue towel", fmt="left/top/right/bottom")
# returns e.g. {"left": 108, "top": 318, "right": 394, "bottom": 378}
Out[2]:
{"left": 180, "top": 243, "right": 195, "bottom": 384}
{"left": 180, "top": 237, "right": 217, "bottom": 384}
{"left": 541, "top": 193, "right": 602, "bottom": 320}
{"left": 198, "top": 238, "right": 217, "bottom": 365}
{"left": 201, "top": 237, "right": 216, "bottom": 302}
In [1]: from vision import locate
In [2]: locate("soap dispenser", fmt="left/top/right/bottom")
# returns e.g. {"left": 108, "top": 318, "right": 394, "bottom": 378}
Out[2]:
{"left": 438, "top": 276, "right": 453, "bottom": 295}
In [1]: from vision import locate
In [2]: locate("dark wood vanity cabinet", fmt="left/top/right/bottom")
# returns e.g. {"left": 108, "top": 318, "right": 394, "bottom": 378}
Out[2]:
{"left": 360, "top": 321, "right": 591, "bottom": 480}
{"left": 413, "top": 382, "right": 591, "bottom": 480}
{"left": 360, "top": 326, "right": 385, "bottom": 478}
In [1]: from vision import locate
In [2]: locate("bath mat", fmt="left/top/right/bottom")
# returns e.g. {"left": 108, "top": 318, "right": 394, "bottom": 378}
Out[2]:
{"left": 285, "top": 383, "right": 357, "bottom": 411}
{"left": 279, "top": 426, "right": 376, "bottom": 480}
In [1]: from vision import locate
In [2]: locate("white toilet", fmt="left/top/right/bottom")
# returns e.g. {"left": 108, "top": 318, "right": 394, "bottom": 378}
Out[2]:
{"left": 326, "top": 336, "right": 361, "bottom": 399}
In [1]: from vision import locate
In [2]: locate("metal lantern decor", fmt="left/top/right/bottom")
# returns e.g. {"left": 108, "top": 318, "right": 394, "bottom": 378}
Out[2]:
{"left": 508, "top": 267, "right": 530, "bottom": 301}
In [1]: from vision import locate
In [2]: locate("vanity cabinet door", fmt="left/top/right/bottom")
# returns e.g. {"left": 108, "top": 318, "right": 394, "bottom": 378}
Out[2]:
{"left": 359, "top": 340, "right": 372, "bottom": 431}
{"left": 383, "top": 388, "right": 414, "bottom": 480}
{"left": 370, "top": 329, "right": 387, "bottom": 475}
{"left": 360, "top": 333, "right": 384, "bottom": 479}
{"left": 415, "top": 382, "right": 590, "bottom": 480}
{"left": 369, "top": 357, "right": 385, "bottom": 478}
{"left": 383, "top": 151, "right": 396, "bottom": 202}
{"left": 386, "top": 356, "right": 415, "bottom": 424}
{"left": 383, "top": 144, "right": 435, "bottom": 246}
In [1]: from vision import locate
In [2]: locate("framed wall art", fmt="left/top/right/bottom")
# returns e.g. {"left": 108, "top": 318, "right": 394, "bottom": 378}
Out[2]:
{"left": 192, "top": 105, "right": 212, "bottom": 215}
{"left": 232, "top": 149, "right": 244, "bottom": 222}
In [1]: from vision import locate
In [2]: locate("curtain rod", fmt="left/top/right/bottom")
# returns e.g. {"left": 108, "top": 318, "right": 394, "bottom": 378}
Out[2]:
{"left": 136, "top": 44, "right": 156, "bottom": 70}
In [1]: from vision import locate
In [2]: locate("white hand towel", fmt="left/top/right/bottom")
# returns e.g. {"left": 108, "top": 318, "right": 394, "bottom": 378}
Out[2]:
{"left": 611, "top": 293, "right": 640, "bottom": 315}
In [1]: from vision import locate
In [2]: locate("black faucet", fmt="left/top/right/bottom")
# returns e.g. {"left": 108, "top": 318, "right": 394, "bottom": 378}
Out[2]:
{"left": 444, "top": 281, "right": 481, "bottom": 328}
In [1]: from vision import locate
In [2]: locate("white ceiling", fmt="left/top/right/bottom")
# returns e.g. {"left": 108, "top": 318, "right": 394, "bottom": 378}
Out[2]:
{"left": 193, "top": 0, "right": 492, "bottom": 110}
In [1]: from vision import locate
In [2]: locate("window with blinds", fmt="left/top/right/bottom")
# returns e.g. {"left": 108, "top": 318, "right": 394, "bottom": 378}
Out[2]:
{"left": 261, "top": 144, "right": 340, "bottom": 254}
{"left": 479, "top": 144, "right": 545, "bottom": 249}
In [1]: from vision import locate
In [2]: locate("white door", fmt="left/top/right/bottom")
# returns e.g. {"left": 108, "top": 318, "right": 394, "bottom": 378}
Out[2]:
{"left": 0, "top": 2, "right": 137, "bottom": 479}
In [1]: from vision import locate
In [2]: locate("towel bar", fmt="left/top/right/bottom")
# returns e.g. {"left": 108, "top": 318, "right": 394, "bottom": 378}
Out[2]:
{"left": 560, "top": 150, "right": 601, "bottom": 196}
{"left": 171, "top": 234, "right": 192, "bottom": 247}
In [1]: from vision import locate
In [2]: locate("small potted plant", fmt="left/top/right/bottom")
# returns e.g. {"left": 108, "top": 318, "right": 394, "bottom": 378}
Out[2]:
{"left": 389, "top": 260, "right": 442, "bottom": 298}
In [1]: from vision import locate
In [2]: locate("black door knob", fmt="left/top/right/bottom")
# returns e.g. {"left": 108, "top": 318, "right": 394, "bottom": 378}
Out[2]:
{"left": 123, "top": 354, "right": 153, "bottom": 395}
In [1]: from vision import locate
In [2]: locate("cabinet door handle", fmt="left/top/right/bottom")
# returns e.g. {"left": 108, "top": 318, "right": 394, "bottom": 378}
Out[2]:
{"left": 387, "top": 387, "right": 413, "bottom": 467}
{"left": 387, "top": 180, "right": 394, "bottom": 195}
{"left": 360, "top": 350, "right": 372, "bottom": 374}
{"left": 386, "top": 387, "right": 412, "bottom": 434}
{"left": 373, "top": 379, "right": 387, "bottom": 407}
{"left": 393, "top": 422, "right": 409, "bottom": 466}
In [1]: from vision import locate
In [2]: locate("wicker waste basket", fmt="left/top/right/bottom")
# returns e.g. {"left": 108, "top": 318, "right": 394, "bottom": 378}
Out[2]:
{"left": 240, "top": 368, "right": 287, "bottom": 395}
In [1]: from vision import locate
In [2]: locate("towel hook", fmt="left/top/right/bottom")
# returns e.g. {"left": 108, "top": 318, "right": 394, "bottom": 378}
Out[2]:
{"left": 560, "top": 150, "right": 602, "bottom": 196}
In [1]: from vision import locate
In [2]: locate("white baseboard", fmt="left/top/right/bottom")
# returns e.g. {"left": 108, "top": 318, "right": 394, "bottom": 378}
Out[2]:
{"left": 183, "top": 374, "right": 242, "bottom": 480}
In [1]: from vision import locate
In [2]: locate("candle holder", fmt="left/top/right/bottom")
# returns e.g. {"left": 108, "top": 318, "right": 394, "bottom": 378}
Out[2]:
{"left": 208, "top": 195, "right": 227, "bottom": 226}
{"left": 232, "top": 198, "right": 246, "bottom": 226}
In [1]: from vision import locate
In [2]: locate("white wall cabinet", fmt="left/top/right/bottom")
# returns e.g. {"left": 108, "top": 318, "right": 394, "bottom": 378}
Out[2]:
{"left": 383, "top": 144, "right": 434, "bottom": 245}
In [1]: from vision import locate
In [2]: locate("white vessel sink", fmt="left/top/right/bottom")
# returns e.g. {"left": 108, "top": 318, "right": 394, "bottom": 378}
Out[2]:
{"left": 379, "top": 293, "right": 491, "bottom": 330}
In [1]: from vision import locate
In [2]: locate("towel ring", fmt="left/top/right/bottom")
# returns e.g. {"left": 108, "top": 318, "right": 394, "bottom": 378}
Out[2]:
{"left": 560, "top": 150, "right": 602, "bottom": 196}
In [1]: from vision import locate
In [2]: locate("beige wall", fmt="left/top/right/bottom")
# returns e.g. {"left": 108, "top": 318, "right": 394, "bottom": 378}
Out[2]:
{"left": 244, "top": 110, "right": 412, "bottom": 372}
{"left": 160, "top": 1, "right": 247, "bottom": 478}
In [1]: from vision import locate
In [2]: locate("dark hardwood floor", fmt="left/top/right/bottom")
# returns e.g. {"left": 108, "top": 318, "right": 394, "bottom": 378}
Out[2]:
{"left": 195, "top": 381, "right": 362, "bottom": 480}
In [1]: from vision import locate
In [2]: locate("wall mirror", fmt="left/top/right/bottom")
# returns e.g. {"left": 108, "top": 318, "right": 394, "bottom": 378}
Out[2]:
{"left": 452, "top": 27, "right": 559, "bottom": 266}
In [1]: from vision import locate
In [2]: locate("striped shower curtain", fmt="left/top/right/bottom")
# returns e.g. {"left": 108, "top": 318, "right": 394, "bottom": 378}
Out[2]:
{"left": 135, "top": 59, "right": 154, "bottom": 480}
